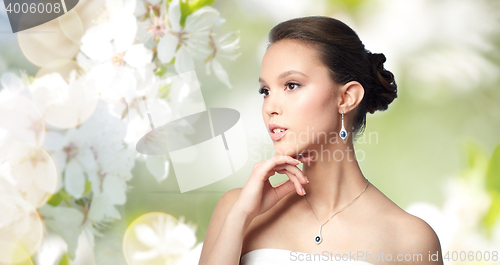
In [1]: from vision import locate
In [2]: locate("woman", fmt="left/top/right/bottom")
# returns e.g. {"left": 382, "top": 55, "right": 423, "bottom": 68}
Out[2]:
{"left": 198, "top": 16, "right": 443, "bottom": 265}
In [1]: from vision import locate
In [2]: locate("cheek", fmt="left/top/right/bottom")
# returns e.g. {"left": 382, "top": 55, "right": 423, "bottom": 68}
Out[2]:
{"left": 293, "top": 90, "right": 337, "bottom": 134}
{"left": 294, "top": 88, "right": 335, "bottom": 125}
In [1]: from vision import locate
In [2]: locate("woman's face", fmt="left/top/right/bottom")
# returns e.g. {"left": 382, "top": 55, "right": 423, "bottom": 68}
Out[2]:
{"left": 259, "top": 39, "right": 340, "bottom": 159}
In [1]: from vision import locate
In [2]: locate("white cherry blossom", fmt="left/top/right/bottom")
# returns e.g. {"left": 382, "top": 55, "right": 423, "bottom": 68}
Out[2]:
{"left": 2, "top": 0, "right": 238, "bottom": 262}
{"left": 129, "top": 214, "right": 201, "bottom": 263}
{"left": 157, "top": 0, "right": 220, "bottom": 73}
{"left": 0, "top": 195, "right": 44, "bottom": 260}
{"left": 0, "top": 89, "right": 45, "bottom": 148}
{"left": 0, "top": 141, "right": 57, "bottom": 208}
{"left": 43, "top": 101, "right": 134, "bottom": 202}
{"left": 29, "top": 71, "right": 98, "bottom": 129}
{"left": 0, "top": 71, "right": 30, "bottom": 96}
{"left": 38, "top": 204, "right": 95, "bottom": 260}
{"left": 136, "top": 0, "right": 169, "bottom": 43}
{"left": 205, "top": 30, "right": 241, "bottom": 88}
{"left": 79, "top": 0, "right": 154, "bottom": 103}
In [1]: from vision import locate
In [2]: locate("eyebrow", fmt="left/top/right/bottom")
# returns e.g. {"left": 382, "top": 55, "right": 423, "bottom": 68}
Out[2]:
{"left": 259, "top": 70, "right": 308, "bottom": 83}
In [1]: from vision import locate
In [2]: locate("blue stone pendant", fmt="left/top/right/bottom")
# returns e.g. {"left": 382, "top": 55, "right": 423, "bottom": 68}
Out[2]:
{"left": 315, "top": 234, "right": 322, "bottom": 244}
{"left": 340, "top": 129, "right": 347, "bottom": 139}
{"left": 340, "top": 111, "right": 347, "bottom": 140}
{"left": 315, "top": 227, "right": 322, "bottom": 244}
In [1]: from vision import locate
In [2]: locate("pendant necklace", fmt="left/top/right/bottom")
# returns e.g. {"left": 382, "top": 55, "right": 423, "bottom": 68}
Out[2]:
{"left": 303, "top": 179, "right": 369, "bottom": 245}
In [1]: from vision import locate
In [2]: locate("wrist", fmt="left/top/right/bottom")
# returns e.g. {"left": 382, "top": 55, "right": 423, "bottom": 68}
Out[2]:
{"left": 227, "top": 205, "right": 253, "bottom": 229}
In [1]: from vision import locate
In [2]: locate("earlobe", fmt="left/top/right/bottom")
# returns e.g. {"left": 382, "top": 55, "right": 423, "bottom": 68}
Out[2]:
{"left": 339, "top": 81, "right": 364, "bottom": 113}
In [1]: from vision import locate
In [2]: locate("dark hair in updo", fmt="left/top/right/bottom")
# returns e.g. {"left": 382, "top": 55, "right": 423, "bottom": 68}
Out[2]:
{"left": 268, "top": 16, "right": 397, "bottom": 137}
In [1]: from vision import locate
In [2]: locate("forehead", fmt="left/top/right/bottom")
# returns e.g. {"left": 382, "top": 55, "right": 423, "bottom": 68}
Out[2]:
{"left": 260, "top": 39, "right": 326, "bottom": 80}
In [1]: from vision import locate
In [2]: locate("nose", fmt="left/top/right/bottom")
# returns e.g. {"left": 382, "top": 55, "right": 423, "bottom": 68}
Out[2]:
{"left": 262, "top": 90, "right": 282, "bottom": 117}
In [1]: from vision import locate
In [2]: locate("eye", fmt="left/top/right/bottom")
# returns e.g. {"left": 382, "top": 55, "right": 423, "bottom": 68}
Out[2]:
{"left": 258, "top": 87, "right": 270, "bottom": 98}
{"left": 285, "top": 82, "right": 301, "bottom": 91}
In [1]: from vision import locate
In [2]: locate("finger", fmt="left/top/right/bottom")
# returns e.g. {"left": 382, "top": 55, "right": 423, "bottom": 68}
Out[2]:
{"left": 275, "top": 164, "right": 307, "bottom": 183}
{"left": 274, "top": 164, "right": 307, "bottom": 185}
{"left": 255, "top": 156, "right": 301, "bottom": 180}
{"left": 280, "top": 169, "right": 305, "bottom": 196}
{"left": 296, "top": 153, "right": 313, "bottom": 164}
{"left": 273, "top": 179, "right": 296, "bottom": 200}
{"left": 276, "top": 168, "right": 305, "bottom": 195}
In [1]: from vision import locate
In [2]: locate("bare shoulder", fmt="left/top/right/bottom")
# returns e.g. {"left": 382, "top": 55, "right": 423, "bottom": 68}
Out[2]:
{"left": 363, "top": 184, "right": 443, "bottom": 264}
{"left": 206, "top": 187, "right": 242, "bottom": 231}
{"left": 198, "top": 188, "right": 242, "bottom": 265}
{"left": 218, "top": 188, "right": 243, "bottom": 209}
{"left": 397, "top": 212, "right": 443, "bottom": 261}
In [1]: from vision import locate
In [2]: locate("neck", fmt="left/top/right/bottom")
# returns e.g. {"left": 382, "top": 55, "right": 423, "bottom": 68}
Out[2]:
{"left": 300, "top": 141, "right": 368, "bottom": 221}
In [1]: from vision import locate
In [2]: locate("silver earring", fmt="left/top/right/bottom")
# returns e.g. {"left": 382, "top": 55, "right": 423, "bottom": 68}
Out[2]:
{"left": 340, "top": 111, "right": 347, "bottom": 139}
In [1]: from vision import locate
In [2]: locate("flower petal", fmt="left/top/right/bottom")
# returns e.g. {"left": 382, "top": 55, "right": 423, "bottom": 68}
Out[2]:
{"left": 217, "top": 31, "right": 240, "bottom": 55}
{"left": 123, "top": 44, "right": 153, "bottom": 68}
{"left": 214, "top": 16, "right": 226, "bottom": 26}
{"left": 184, "top": 7, "right": 219, "bottom": 33}
{"left": 86, "top": 170, "right": 101, "bottom": 196}
{"left": 157, "top": 34, "right": 179, "bottom": 64}
{"left": 134, "top": 224, "right": 161, "bottom": 247}
{"left": 78, "top": 146, "right": 98, "bottom": 172}
{"left": 80, "top": 26, "right": 114, "bottom": 61}
{"left": 43, "top": 131, "right": 65, "bottom": 151}
{"left": 113, "top": 13, "right": 138, "bottom": 53}
{"left": 87, "top": 194, "right": 106, "bottom": 222}
{"left": 176, "top": 243, "right": 203, "bottom": 265}
{"left": 38, "top": 205, "right": 84, "bottom": 259}
{"left": 87, "top": 63, "right": 137, "bottom": 102}
{"left": 0, "top": 72, "right": 28, "bottom": 94}
{"left": 122, "top": 0, "right": 137, "bottom": 15}
{"left": 175, "top": 46, "right": 195, "bottom": 74}
{"left": 64, "top": 159, "right": 85, "bottom": 199}
{"left": 145, "top": 155, "right": 169, "bottom": 183}
{"left": 49, "top": 150, "right": 66, "bottom": 193}
{"left": 170, "top": 222, "right": 197, "bottom": 249}
{"left": 132, "top": 249, "right": 160, "bottom": 261}
{"left": 168, "top": 0, "right": 182, "bottom": 32}
{"left": 102, "top": 175, "right": 127, "bottom": 205}
{"left": 211, "top": 59, "right": 232, "bottom": 88}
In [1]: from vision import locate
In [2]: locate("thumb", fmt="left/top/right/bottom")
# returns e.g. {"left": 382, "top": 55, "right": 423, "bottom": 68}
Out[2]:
{"left": 273, "top": 180, "right": 296, "bottom": 201}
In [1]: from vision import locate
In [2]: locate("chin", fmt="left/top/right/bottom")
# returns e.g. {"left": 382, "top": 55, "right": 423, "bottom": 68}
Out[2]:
{"left": 273, "top": 143, "right": 308, "bottom": 159}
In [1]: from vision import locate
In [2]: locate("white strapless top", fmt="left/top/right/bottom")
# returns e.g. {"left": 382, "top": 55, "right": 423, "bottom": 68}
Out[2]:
{"left": 241, "top": 248, "right": 375, "bottom": 265}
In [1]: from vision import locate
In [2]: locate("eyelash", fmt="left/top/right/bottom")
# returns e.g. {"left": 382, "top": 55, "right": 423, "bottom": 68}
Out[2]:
{"left": 258, "top": 82, "right": 301, "bottom": 98}
{"left": 258, "top": 87, "right": 270, "bottom": 97}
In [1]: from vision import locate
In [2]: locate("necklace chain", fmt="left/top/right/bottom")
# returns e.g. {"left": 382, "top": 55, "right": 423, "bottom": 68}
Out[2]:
{"left": 303, "top": 179, "right": 369, "bottom": 244}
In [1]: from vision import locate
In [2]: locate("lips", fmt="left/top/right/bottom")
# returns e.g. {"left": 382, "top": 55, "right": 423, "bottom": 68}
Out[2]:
{"left": 268, "top": 123, "right": 288, "bottom": 141}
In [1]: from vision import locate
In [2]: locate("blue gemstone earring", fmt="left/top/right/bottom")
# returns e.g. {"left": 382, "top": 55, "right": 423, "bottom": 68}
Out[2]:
{"left": 340, "top": 110, "right": 347, "bottom": 139}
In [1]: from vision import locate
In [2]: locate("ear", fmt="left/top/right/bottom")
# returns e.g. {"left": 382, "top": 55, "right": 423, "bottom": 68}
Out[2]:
{"left": 338, "top": 81, "right": 364, "bottom": 114}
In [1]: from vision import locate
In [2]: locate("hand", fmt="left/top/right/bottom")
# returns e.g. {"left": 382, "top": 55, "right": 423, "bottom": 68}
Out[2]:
{"left": 232, "top": 155, "right": 309, "bottom": 221}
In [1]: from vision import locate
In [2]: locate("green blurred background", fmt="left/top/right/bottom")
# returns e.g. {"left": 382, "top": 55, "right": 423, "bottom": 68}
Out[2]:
{"left": 123, "top": 0, "right": 500, "bottom": 242}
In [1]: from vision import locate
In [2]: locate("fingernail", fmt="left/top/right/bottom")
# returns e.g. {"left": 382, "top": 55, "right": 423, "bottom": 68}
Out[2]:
{"left": 302, "top": 187, "right": 306, "bottom": 195}
{"left": 305, "top": 176, "right": 309, "bottom": 183}
{"left": 294, "top": 159, "right": 301, "bottom": 163}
